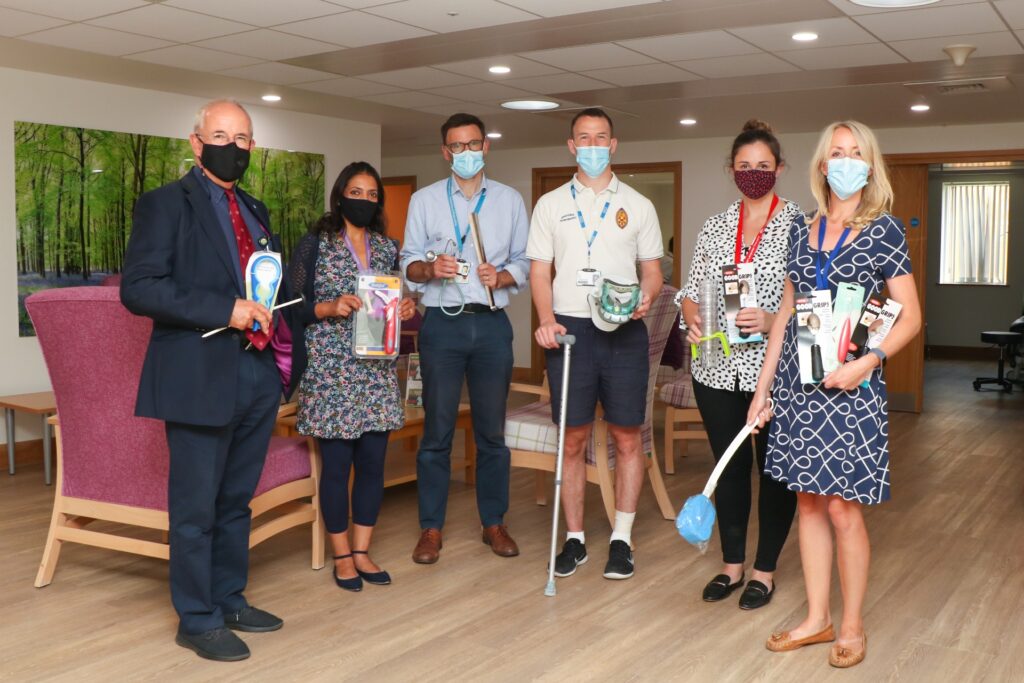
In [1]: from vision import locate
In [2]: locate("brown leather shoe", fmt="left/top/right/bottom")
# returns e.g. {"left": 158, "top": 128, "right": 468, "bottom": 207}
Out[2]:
{"left": 829, "top": 633, "right": 867, "bottom": 668}
{"left": 482, "top": 524, "right": 520, "bottom": 557}
{"left": 412, "top": 528, "right": 442, "bottom": 564}
{"left": 765, "top": 624, "right": 835, "bottom": 652}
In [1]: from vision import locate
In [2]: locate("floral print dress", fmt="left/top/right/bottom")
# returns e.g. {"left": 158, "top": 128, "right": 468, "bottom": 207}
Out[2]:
{"left": 296, "top": 230, "right": 405, "bottom": 439}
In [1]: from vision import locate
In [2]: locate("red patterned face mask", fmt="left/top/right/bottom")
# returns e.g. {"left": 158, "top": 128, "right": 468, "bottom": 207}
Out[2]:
{"left": 733, "top": 169, "right": 776, "bottom": 199}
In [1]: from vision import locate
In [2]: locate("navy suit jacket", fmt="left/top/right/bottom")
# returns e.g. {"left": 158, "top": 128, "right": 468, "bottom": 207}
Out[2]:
{"left": 121, "top": 171, "right": 280, "bottom": 427}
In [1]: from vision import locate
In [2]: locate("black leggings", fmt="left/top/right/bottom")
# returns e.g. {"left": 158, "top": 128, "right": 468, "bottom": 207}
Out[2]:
{"left": 318, "top": 432, "right": 389, "bottom": 534}
{"left": 692, "top": 379, "right": 796, "bottom": 572}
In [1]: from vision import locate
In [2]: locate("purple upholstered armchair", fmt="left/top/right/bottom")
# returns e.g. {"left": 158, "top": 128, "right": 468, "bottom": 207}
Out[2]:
{"left": 26, "top": 286, "right": 323, "bottom": 588}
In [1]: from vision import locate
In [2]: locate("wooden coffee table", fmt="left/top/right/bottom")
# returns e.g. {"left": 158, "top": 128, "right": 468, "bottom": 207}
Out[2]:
{"left": 0, "top": 391, "right": 57, "bottom": 485}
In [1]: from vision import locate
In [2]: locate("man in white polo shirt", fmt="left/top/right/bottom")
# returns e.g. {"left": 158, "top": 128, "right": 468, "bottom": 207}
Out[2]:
{"left": 527, "top": 107, "right": 663, "bottom": 581}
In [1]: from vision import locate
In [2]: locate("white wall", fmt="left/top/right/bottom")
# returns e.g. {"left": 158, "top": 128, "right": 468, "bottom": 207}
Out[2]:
{"left": 0, "top": 66, "right": 381, "bottom": 446}
{"left": 384, "top": 121, "right": 1024, "bottom": 367}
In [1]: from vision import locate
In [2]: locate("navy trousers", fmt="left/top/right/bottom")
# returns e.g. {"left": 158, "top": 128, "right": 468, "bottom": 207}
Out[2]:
{"left": 165, "top": 350, "right": 280, "bottom": 635}
{"left": 416, "top": 307, "right": 514, "bottom": 529}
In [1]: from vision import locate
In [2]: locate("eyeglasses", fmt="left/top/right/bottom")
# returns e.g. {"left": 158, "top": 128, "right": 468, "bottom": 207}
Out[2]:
{"left": 445, "top": 139, "right": 484, "bottom": 154}
{"left": 199, "top": 132, "right": 252, "bottom": 147}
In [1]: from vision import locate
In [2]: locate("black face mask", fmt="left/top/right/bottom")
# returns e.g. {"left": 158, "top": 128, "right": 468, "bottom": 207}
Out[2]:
{"left": 339, "top": 197, "right": 378, "bottom": 228}
{"left": 198, "top": 139, "right": 250, "bottom": 183}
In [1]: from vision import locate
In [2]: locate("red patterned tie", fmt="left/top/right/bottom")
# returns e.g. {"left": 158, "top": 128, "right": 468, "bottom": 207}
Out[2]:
{"left": 225, "top": 188, "right": 271, "bottom": 350}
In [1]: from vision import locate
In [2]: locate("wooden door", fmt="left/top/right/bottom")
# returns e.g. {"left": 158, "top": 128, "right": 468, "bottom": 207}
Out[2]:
{"left": 382, "top": 176, "right": 416, "bottom": 248}
{"left": 884, "top": 163, "right": 928, "bottom": 413}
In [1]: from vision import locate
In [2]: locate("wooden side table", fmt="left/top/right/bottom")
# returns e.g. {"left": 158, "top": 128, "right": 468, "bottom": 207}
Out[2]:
{"left": 0, "top": 391, "right": 57, "bottom": 485}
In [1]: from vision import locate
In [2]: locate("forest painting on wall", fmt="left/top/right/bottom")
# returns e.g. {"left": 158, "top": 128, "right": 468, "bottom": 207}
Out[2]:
{"left": 14, "top": 121, "right": 325, "bottom": 336}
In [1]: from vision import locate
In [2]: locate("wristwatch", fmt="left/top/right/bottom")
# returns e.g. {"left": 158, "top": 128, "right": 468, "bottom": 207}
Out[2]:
{"left": 868, "top": 348, "right": 887, "bottom": 367}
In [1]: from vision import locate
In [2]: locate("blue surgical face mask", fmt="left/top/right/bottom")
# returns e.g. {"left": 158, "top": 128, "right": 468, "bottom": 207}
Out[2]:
{"left": 451, "top": 149, "right": 484, "bottom": 180}
{"left": 575, "top": 145, "right": 611, "bottom": 178}
{"left": 826, "top": 157, "right": 869, "bottom": 200}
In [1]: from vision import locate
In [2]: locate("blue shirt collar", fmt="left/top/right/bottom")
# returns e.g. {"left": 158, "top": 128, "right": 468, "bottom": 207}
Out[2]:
{"left": 191, "top": 165, "right": 234, "bottom": 204}
{"left": 449, "top": 172, "right": 488, "bottom": 200}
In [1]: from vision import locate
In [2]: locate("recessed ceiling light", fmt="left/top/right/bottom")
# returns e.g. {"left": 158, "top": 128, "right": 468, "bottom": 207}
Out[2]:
{"left": 849, "top": 0, "right": 939, "bottom": 7}
{"left": 261, "top": 94, "right": 281, "bottom": 102}
{"left": 486, "top": 132, "right": 502, "bottom": 139}
{"left": 910, "top": 103, "right": 930, "bottom": 112}
{"left": 792, "top": 31, "right": 818, "bottom": 42}
{"left": 489, "top": 65, "right": 511, "bottom": 74}
{"left": 501, "top": 100, "right": 559, "bottom": 111}
{"left": 679, "top": 118, "right": 697, "bottom": 126}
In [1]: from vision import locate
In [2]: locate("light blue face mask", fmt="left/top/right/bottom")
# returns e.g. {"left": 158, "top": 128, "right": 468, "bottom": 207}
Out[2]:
{"left": 575, "top": 145, "right": 611, "bottom": 178}
{"left": 451, "top": 149, "right": 484, "bottom": 180}
{"left": 826, "top": 157, "right": 869, "bottom": 200}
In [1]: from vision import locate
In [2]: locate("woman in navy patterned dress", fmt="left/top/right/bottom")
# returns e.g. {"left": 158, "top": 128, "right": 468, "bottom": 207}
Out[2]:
{"left": 747, "top": 122, "right": 921, "bottom": 668}
{"left": 288, "top": 162, "right": 416, "bottom": 592}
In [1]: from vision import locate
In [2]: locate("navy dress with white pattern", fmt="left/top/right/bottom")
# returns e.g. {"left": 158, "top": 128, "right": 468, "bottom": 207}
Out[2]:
{"left": 765, "top": 213, "right": 912, "bottom": 505}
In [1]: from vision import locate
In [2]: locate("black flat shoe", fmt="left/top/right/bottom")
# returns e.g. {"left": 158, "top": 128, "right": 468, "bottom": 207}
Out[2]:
{"left": 332, "top": 554, "right": 363, "bottom": 592}
{"left": 739, "top": 579, "right": 774, "bottom": 610}
{"left": 175, "top": 627, "right": 249, "bottom": 662}
{"left": 352, "top": 550, "right": 391, "bottom": 585}
{"left": 702, "top": 573, "right": 744, "bottom": 602}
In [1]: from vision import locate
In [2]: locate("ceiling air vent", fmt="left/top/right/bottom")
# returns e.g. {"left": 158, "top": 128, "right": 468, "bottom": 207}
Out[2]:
{"left": 904, "top": 76, "right": 1012, "bottom": 97}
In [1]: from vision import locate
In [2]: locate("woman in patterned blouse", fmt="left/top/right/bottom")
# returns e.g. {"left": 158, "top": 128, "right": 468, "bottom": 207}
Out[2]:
{"left": 681, "top": 120, "right": 800, "bottom": 611}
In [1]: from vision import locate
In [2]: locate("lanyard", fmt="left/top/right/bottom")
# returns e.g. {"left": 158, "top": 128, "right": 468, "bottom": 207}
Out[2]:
{"left": 343, "top": 231, "right": 372, "bottom": 274}
{"left": 735, "top": 195, "right": 778, "bottom": 264}
{"left": 815, "top": 216, "right": 851, "bottom": 291}
{"left": 447, "top": 176, "right": 487, "bottom": 256}
{"left": 570, "top": 183, "right": 610, "bottom": 264}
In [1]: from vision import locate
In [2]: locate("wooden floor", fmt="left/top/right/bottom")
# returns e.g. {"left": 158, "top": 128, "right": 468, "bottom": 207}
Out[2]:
{"left": 1, "top": 360, "right": 1022, "bottom": 682}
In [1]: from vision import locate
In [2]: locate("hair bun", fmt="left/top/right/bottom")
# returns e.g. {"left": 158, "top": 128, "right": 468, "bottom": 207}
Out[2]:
{"left": 742, "top": 119, "right": 774, "bottom": 134}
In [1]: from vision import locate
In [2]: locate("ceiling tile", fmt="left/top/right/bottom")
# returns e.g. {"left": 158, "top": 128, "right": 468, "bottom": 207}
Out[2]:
{"left": 617, "top": 30, "right": 762, "bottom": 62}
{"left": 20, "top": 23, "right": 175, "bottom": 56}
{"left": 494, "top": 0, "right": 662, "bottom": 17}
{"left": 0, "top": 0, "right": 147, "bottom": 21}
{"left": 827, "top": 0, "right": 986, "bottom": 16}
{"left": 889, "top": 30, "right": 1024, "bottom": 62}
{"left": 127, "top": 44, "right": 262, "bottom": 71}
{"left": 501, "top": 72, "right": 615, "bottom": 94}
{"left": 436, "top": 55, "right": 563, "bottom": 80}
{"left": 852, "top": 3, "right": 1006, "bottom": 41}
{"left": 728, "top": 17, "right": 878, "bottom": 53}
{"left": 359, "top": 91, "right": 462, "bottom": 109}
{"left": 424, "top": 82, "right": 536, "bottom": 104}
{"left": 994, "top": 0, "right": 1024, "bottom": 30}
{"left": 193, "top": 29, "right": 339, "bottom": 60}
{"left": 88, "top": 4, "right": 254, "bottom": 42}
{"left": 364, "top": 0, "right": 538, "bottom": 33}
{"left": 776, "top": 43, "right": 906, "bottom": 70}
{"left": 672, "top": 54, "right": 800, "bottom": 79}
{"left": 216, "top": 62, "right": 339, "bottom": 85}
{"left": 581, "top": 63, "right": 700, "bottom": 87}
{"left": 361, "top": 67, "right": 480, "bottom": 89}
{"left": 295, "top": 77, "right": 401, "bottom": 97}
{"left": 163, "top": 0, "right": 345, "bottom": 27}
{"left": 278, "top": 11, "right": 433, "bottom": 47}
{"left": 0, "top": 7, "right": 67, "bottom": 36}
{"left": 412, "top": 102, "right": 505, "bottom": 116}
{"left": 518, "top": 43, "right": 656, "bottom": 71}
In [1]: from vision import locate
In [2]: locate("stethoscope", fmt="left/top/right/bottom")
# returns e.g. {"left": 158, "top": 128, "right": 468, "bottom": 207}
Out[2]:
{"left": 425, "top": 238, "right": 465, "bottom": 317}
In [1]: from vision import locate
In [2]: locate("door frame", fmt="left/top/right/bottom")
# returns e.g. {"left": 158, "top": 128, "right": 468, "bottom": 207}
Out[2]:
{"left": 528, "top": 161, "right": 682, "bottom": 383}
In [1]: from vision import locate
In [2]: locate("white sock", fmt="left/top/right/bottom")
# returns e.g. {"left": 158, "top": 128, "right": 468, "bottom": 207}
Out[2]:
{"left": 566, "top": 531, "right": 585, "bottom": 545}
{"left": 609, "top": 510, "right": 636, "bottom": 546}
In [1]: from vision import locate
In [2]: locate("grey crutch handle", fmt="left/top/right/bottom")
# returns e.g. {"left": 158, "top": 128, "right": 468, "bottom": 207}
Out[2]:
{"left": 554, "top": 334, "right": 576, "bottom": 346}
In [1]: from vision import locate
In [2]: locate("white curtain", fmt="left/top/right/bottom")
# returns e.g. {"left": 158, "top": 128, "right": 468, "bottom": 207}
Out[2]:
{"left": 940, "top": 182, "right": 1010, "bottom": 285}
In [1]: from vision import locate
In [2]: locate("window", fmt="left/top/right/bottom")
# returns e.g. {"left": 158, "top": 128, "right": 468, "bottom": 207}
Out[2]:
{"left": 939, "top": 181, "right": 1010, "bottom": 285}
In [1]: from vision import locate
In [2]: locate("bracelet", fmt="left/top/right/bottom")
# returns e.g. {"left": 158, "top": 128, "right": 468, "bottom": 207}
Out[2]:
{"left": 868, "top": 348, "right": 887, "bottom": 367}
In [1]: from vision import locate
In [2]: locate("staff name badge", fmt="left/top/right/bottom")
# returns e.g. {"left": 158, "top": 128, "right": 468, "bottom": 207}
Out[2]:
{"left": 244, "top": 251, "right": 282, "bottom": 332}
{"left": 576, "top": 268, "right": 601, "bottom": 287}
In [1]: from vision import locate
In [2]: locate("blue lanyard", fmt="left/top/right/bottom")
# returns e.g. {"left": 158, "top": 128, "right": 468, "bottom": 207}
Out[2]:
{"left": 447, "top": 176, "right": 486, "bottom": 256}
{"left": 342, "top": 231, "right": 372, "bottom": 274}
{"left": 815, "top": 216, "right": 851, "bottom": 291}
{"left": 570, "top": 184, "right": 610, "bottom": 261}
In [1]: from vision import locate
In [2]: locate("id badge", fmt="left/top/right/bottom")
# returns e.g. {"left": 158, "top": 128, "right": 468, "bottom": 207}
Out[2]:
{"left": 576, "top": 268, "right": 601, "bottom": 287}
{"left": 454, "top": 258, "right": 471, "bottom": 285}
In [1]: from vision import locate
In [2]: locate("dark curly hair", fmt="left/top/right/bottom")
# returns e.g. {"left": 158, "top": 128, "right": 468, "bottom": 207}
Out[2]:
{"left": 311, "top": 161, "right": 387, "bottom": 236}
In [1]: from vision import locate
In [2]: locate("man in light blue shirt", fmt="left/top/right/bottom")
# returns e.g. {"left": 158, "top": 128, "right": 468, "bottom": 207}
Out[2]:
{"left": 400, "top": 113, "right": 529, "bottom": 564}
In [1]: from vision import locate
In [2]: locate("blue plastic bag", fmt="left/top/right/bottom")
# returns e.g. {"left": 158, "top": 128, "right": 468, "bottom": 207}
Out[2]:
{"left": 675, "top": 493, "right": 716, "bottom": 553}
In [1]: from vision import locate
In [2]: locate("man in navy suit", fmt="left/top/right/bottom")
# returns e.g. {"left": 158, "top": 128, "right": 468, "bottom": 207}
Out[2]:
{"left": 121, "top": 99, "right": 283, "bottom": 662}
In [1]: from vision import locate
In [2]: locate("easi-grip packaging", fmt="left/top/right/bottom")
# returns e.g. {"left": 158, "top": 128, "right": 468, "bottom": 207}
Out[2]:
{"left": 832, "top": 282, "right": 865, "bottom": 366}
{"left": 721, "top": 263, "right": 762, "bottom": 344}
{"left": 795, "top": 290, "right": 835, "bottom": 384}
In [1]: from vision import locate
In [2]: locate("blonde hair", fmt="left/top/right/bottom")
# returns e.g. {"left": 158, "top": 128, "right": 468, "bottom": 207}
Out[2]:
{"left": 807, "top": 120, "right": 892, "bottom": 230}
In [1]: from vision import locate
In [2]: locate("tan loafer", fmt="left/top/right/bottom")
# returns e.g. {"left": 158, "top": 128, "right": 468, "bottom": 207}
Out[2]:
{"left": 766, "top": 624, "right": 836, "bottom": 652}
{"left": 829, "top": 633, "right": 867, "bottom": 668}
{"left": 412, "top": 528, "right": 442, "bottom": 564}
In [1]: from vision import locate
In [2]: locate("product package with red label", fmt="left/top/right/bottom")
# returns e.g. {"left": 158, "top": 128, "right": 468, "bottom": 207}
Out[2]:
{"left": 353, "top": 273, "right": 402, "bottom": 359}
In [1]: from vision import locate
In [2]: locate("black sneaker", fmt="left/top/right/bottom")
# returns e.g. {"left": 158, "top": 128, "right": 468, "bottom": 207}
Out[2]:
{"left": 223, "top": 606, "right": 284, "bottom": 632}
{"left": 603, "top": 540, "right": 634, "bottom": 580}
{"left": 175, "top": 627, "right": 250, "bottom": 662}
{"left": 553, "top": 539, "right": 588, "bottom": 577}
